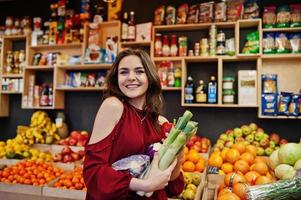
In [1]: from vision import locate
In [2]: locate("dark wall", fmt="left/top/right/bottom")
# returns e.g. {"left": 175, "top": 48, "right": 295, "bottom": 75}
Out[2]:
{"left": 0, "top": 0, "right": 301, "bottom": 143}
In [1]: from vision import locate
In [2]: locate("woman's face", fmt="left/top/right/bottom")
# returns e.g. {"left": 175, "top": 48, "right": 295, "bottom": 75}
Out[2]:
{"left": 118, "top": 55, "right": 149, "bottom": 103}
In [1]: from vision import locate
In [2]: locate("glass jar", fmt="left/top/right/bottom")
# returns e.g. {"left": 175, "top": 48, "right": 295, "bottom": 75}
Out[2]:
{"left": 154, "top": 33, "right": 162, "bottom": 57}
{"left": 222, "top": 76, "right": 235, "bottom": 90}
{"left": 223, "top": 89, "right": 235, "bottom": 104}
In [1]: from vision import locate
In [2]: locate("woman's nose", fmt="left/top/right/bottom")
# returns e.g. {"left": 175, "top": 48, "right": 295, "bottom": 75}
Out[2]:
{"left": 128, "top": 71, "right": 136, "bottom": 80}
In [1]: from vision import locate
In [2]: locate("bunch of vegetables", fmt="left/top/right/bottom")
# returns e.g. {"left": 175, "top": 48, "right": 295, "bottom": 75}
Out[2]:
{"left": 138, "top": 110, "right": 198, "bottom": 197}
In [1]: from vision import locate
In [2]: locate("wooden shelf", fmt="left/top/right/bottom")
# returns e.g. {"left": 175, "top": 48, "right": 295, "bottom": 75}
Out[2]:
{"left": 26, "top": 66, "right": 54, "bottom": 71}
{"left": 258, "top": 115, "right": 301, "bottom": 119}
{"left": 153, "top": 57, "right": 183, "bottom": 62}
{"left": 261, "top": 54, "right": 301, "bottom": 59}
{"left": 57, "top": 63, "right": 112, "bottom": 70}
{"left": 22, "top": 106, "right": 57, "bottom": 110}
{"left": 237, "top": 54, "right": 260, "bottom": 58}
{"left": 30, "top": 43, "right": 82, "bottom": 51}
{"left": 1, "top": 74, "right": 23, "bottom": 78}
{"left": 153, "top": 22, "right": 236, "bottom": 31}
{"left": 1, "top": 91, "right": 22, "bottom": 94}
{"left": 162, "top": 87, "right": 181, "bottom": 91}
{"left": 238, "top": 19, "right": 261, "bottom": 28}
{"left": 55, "top": 87, "right": 107, "bottom": 91}
{"left": 2, "top": 35, "right": 27, "bottom": 41}
{"left": 153, "top": 56, "right": 258, "bottom": 62}
{"left": 182, "top": 103, "right": 258, "bottom": 108}
{"left": 120, "top": 41, "right": 151, "bottom": 47}
{"left": 262, "top": 27, "right": 301, "bottom": 32}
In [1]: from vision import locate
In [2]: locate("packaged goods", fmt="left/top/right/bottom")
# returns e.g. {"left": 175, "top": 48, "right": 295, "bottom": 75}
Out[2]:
{"left": 278, "top": 92, "right": 292, "bottom": 115}
{"left": 262, "top": 74, "right": 278, "bottom": 94}
{"left": 154, "top": 6, "right": 165, "bottom": 25}
{"left": 225, "top": 38, "right": 235, "bottom": 56}
{"left": 178, "top": 36, "right": 188, "bottom": 56}
{"left": 154, "top": 33, "right": 162, "bottom": 57}
{"left": 242, "top": 31, "right": 259, "bottom": 54}
{"left": 289, "top": 33, "right": 301, "bottom": 53}
{"left": 275, "top": 33, "right": 290, "bottom": 53}
{"left": 187, "top": 4, "right": 199, "bottom": 24}
{"left": 276, "top": 5, "right": 291, "bottom": 28}
{"left": 136, "top": 22, "right": 152, "bottom": 42}
{"left": 165, "top": 6, "right": 176, "bottom": 25}
{"left": 262, "top": 93, "right": 278, "bottom": 116}
{"left": 80, "top": 72, "right": 87, "bottom": 87}
{"left": 223, "top": 76, "right": 235, "bottom": 90}
{"left": 243, "top": 0, "right": 260, "bottom": 19}
{"left": 226, "top": 0, "right": 243, "bottom": 22}
{"left": 214, "top": 2, "right": 227, "bottom": 22}
{"left": 238, "top": 70, "right": 257, "bottom": 105}
{"left": 263, "top": 33, "right": 276, "bottom": 54}
{"left": 290, "top": 4, "right": 301, "bottom": 27}
{"left": 208, "top": 76, "right": 217, "bottom": 104}
{"left": 223, "top": 89, "right": 235, "bottom": 104}
{"left": 289, "top": 94, "right": 301, "bottom": 116}
{"left": 176, "top": 4, "right": 189, "bottom": 24}
{"left": 87, "top": 73, "right": 96, "bottom": 87}
{"left": 199, "top": 2, "right": 214, "bottom": 23}
{"left": 263, "top": 6, "right": 276, "bottom": 28}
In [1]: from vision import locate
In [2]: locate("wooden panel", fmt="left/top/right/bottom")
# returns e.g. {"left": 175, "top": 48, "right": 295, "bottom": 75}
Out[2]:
{"left": 0, "top": 94, "right": 9, "bottom": 116}
{"left": 56, "top": 64, "right": 111, "bottom": 70}
{"left": 153, "top": 22, "right": 235, "bottom": 32}
{"left": 262, "top": 27, "right": 301, "bottom": 32}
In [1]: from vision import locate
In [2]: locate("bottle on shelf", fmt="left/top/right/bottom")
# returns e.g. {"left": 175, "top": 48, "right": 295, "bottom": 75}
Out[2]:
{"left": 162, "top": 35, "right": 170, "bottom": 57}
{"left": 185, "top": 75, "right": 194, "bottom": 103}
{"left": 174, "top": 66, "right": 181, "bottom": 87}
{"left": 121, "top": 12, "right": 129, "bottom": 42}
{"left": 127, "top": 11, "right": 136, "bottom": 41}
{"left": 196, "top": 80, "right": 207, "bottom": 103}
{"left": 40, "top": 84, "right": 49, "bottom": 106}
{"left": 48, "top": 85, "right": 53, "bottom": 106}
{"left": 167, "top": 61, "right": 175, "bottom": 87}
{"left": 56, "top": 111, "right": 69, "bottom": 139}
{"left": 170, "top": 34, "right": 178, "bottom": 57}
{"left": 159, "top": 61, "right": 168, "bottom": 87}
{"left": 208, "top": 76, "right": 217, "bottom": 104}
{"left": 154, "top": 33, "right": 163, "bottom": 57}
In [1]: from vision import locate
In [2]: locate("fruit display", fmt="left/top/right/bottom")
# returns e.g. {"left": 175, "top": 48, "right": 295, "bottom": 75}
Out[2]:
{"left": 17, "top": 111, "right": 61, "bottom": 145}
{"left": 215, "top": 123, "right": 288, "bottom": 156}
{"left": 186, "top": 135, "right": 211, "bottom": 153}
{"left": 58, "top": 130, "right": 89, "bottom": 147}
{"left": 52, "top": 146, "right": 85, "bottom": 163}
{"left": 268, "top": 142, "right": 301, "bottom": 180}
{"left": 177, "top": 172, "right": 202, "bottom": 200}
{"left": 0, "top": 136, "right": 52, "bottom": 162}
{"left": 182, "top": 148, "right": 206, "bottom": 173}
{"left": 0, "top": 160, "right": 64, "bottom": 185}
{"left": 53, "top": 166, "right": 86, "bottom": 191}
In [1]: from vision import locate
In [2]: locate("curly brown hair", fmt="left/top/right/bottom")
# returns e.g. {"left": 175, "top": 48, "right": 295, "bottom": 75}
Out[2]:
{"left": 105, "top": 48, "right": 163, "bottom": 131}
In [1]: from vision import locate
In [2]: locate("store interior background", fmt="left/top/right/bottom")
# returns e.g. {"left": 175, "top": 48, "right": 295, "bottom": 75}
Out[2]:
{"left": 0, "top": 0, "right": 300, "bottom": 142}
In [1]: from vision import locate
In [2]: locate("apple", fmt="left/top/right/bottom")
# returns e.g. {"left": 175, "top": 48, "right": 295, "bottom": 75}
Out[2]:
{"left": 69, "top": 138, "right": 77, "bottom": 146}
{"left": 235, "top": 137, "right": 245, "bottom": 143}
{"left": 219, "top": 133, "right": 228, "bottom": 141}
{"left": 61, "top": 146, "right": 73, "bottom": 155}
{"left": 45, "top": 136, "right": 54, "bottom": 144}
{"left": 260, "top": 138, "right": 270, "bottom": 149}
{"left": 246, "top": 134, "right": 255, "bottom": 143}
{"left": 71, "top": 152, "right": 80, "bottom": 161}
{"left": 77, "top": 140, "right": 86, "bottom": 147}
{"left": 194, "top": 141, "right": 201, "bottom": 147}
{"left": 190, "top": 135, "right": 199, "bottom": 143}
{"left": 225, "top": 129, "right": 233, "bottom": 135}
{"left": 279, "top": 139, "right": 288, "bottom": 145}
{"left": 78, "top": 150, "right": 85, "bottom": 157}
{"left": 53, "top": 153, "right": 62, "bottom": 162}
{"left": 227, "top": 132, "right": 234, "bottom": 139}
{"left": 217, "top": 139, "right": 225, "bottom": 145}
{"left": 249, "top": 123, "right": 258, "bottom": 132}
{"left": 233, "top": 128, "right": 243, "bottom": 138}
{"left": 262, "top": 133, "right": 269, "bottom": 140}
{"left": 256, "top": 147, "right": 265, "bottom": 156}
{"left": 252, "top": 141, "right": 260, "bottom": 147}
{"left": 59, "top": 139, "right": 65, "bottom": 145}
{"left": 201, "top": 143, "right": 208, "bottom": 150}
{"left": 255, "top": 132, "right": 264, "bottom": 141}
{"left": 269, "top": 141, "right": 276, "bottom": 148}
{"left": 186, "top": 140, "right": 194, "bottom": 148}
{"left": 200, "top": 148, "right": 208, "bottom": 153}
{"left": 241, "top": 125, "right": 251, "bottom": 136}
{"left": 257, "top": 127, "right": 264, "bottom": 133}
{"left": 269, "top": 133, "right": 280, "bottom": 144}
{"left": 70, "top": 131, "right": 82, "bottom": 141}
{"left": 216, "top": 143, "right": 224, "bottom": 150}
{"left": 224, "top": 140, "right": 233, "bottom": 148}
{"left": 265, "top": 147, "right": 274, "bottom": 156}
{"left": 243, "top": 141, "right": 250, "bottom": 146}
{"left": 63, "top": 154, "right": 74, "bottom": 163}
{"left": 192, "top": 145, "right": 201, "bottom": 152}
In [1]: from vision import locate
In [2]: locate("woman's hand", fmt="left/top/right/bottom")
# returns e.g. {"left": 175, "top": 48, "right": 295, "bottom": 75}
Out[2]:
{"left": 170, "top": 149, "right": 184, "bottom": 181}
{"left": 145, "top": 153, "right": 177, "bottom": 192}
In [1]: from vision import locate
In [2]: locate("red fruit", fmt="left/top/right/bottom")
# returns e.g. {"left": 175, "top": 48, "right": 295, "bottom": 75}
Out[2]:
{"left": 71, "top": 153, "right": 80, "bottom": 161}
{"left": 61, "top": 146, "right": 73, "bottom": 155}
{"left": 200, "top": 148, "right": 208, "bottom": 153}
{"left": 162, "top": 122, "right": 173, "bottom": 133}
{"left": 69, "top": 138, "right": 77, "bottom": 146}
{"left": 53, "top": 153, "right": 62, "bottom": 162}
{"left": 63, "top": 154, "right": 74, "bottom": 163}
{"left": 186, "top": 140, "right": 194, "bottom": 148}
{"left": 279, "top": 139, "right": 288, "bottom": 145}
{"left": 80, "top": 131, "right": 89, "bottom": 136}
{"left": 70, "top": 131, "right": 82, "bottom": 141}
{"left": 59, "top": 139, "right": 65, "bottom": 145}
{"left": 78, "top": 150, "right": 85, "bottom": 157}
{"left": 190, "top": 135, "right": 199, "bottom": 143}
{"left": 269, "top": 133, "right": 280, "bottom": 144}
{"left": 77, "top": 140, "right": 85, "bottom": 147}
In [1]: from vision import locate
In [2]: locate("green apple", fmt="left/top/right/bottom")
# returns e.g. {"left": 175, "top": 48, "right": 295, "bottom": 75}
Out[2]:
{"left": 217, "top": 139, "right": 225, "bottom": 145}
{"left": 183, "top": 189, "right": 195, "bottom": 200}
{"left": 233, "top": 128, "right": 243, "bottom": 138}
{"left": 255, "top": 131, "right": 264, "bottom": 141}
{"left": 246, "top": 134, "right": 255, "bottom": 143}
{"left": 219, "top": 133, "right": 228, "bottom": 141}
{"left": 225, "top": 140, "right": 234, "bottom": 148}
{"left": 241, "top": 125, "right": 251, "bottom": 136}
{"left": 216, "top": 143, "right": 224, "bottom": 150}
{"left": 269, "top": 141, "right": 276, "bottom": 148}
{"left": 265, "top": 147, "right": 274, "bottom": 156}
{"left": 243, "top": 141, "right": 250, "bottom": 146}
{"left": 252, "top": 141, "right": 260, "bottom": 147}
{"left": 235, "top": 137, "right": 245, "bottom": 143}
{"left": 256, "top": 147, "right": 265, "bottom": 156}
{"left": 249, "top": 123, "right": 258, "bottom": 131}
{"left": 192, "top": 173, "right": 201, "bottom": 185}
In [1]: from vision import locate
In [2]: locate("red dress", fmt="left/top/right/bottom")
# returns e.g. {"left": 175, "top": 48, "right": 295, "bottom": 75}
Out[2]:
{"left": 83, "top": 101, "right": 184, "bottom": 200}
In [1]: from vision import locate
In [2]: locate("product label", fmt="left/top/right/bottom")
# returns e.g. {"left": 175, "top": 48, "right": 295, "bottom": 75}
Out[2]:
{"left": 128, "top": 26, "right": 135, "bottom": 39}
{"left": 208, "top": 84, "right": 217, "bottom": 103}
{"left": 122, "top": 23, "right": 128, "bottom": 40}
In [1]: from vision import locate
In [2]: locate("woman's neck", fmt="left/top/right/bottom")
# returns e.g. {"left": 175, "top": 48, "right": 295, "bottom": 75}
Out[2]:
{"left": 128, "top": 96, "right": 146, "bottom": 110}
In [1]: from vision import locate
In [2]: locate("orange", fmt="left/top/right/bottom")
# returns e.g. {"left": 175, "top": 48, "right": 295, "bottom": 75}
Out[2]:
{"left": 232, "top": 183, "right": 248, "bottom": 199}
{"left": 221, "top": 147, "right": 230, "bottom": 162}
{"left": 245, "top": 145, "right": 257, "bottom": 157}
{"left": 218, "top": 187, "right": 232, "bottom": 197}
{"left": 234, "top": 160, "right": 250, "bottom": 174}
{"left": 255, "top": 176, "right": 272, "bottom": 185}
{"left": 251, "top": 162, "right": 269, "bottom": 175}
{"left": 188, "top": 152, "right": 200, "bottom": 164}
{"left": 240, "top": 152, "right": 255, "bottom": 165}
{"left": 245, "top": 171, "right": 260, "bottom": 185}
{"left": 182, "top": 161, "right": 195, "bottom": 172}
{"left": 226, "top": 149, "right": 240, "bottom": 164}
{"left": 225, "top": 172, "right": 247, "bottom": 186}
{"left": 208, "top": 155, "right": 223, "bottom": 168}
{"left": 221, "top": 163, "right": 234, "bottom": 174}
{"left": 217, "top": 192, "right": 241, "bottom": 200}
{"left": 254, "top": 156, "right": 267, "bottom": 164}
{"left": 232, "top": 142, "right": 246, "bottom": 154}
{"left": 188, "top": 149, "right": 198, "bottom": 155}
{"left": 211, "top": 149, "right": 221, "bottom": 157}
{"left": 184, "top": 146, "right": 189, "bottom": 155}
{"left": 195, "top": 158, "right": 206, "bottom": 172}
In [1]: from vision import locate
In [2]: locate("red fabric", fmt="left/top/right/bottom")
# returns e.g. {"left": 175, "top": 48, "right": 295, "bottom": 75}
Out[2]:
{"left": 83, "top": 101, "right": 184, "bottom": 200}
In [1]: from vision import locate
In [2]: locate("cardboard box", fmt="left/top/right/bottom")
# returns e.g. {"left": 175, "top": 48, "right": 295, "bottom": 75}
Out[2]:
{"left": 136, "top": 22, "right": 152, "bottom": 42}
{"left": 238, "top": 70, "right": 257, "bottom": 105}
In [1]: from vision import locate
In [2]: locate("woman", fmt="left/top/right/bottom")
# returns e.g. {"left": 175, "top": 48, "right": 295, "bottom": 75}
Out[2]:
{"left": 83, "top": 49, "right": 184, "bottom": 200}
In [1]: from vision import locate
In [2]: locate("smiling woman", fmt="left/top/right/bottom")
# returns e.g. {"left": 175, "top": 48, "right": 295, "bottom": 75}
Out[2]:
{"left": 83, "top": 49, "right": 184, "bottom": 200}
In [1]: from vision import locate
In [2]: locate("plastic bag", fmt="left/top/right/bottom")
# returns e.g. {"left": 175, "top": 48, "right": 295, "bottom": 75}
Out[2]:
{"left": 263, "top": 33, "right": 276, "bottom": 54}
{"left": 242, "top": 31, "right": 259, "bottom": 54}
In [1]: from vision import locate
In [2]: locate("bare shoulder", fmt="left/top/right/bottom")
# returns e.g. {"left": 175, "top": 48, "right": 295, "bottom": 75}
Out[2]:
{"left": 158, "top": 115, "right": 169, "bottom": 125}
{"left": 88, "top": 97, "right": 124, "bottom": 145}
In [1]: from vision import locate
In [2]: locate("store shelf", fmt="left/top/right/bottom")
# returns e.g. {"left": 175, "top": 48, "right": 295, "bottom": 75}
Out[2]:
{"left": 120, "top": 41, "right": 151, "bottom": 47}
{"left": 261, "top": 54, "right": 301, "bottom": 59}
{"left": 153, "top": 22, "right": 236, "bottom": 31}
{"left": 162, "top": 87, "right": 181, "bottom": 91}
{"left": 0, "top": 91, "right": 22, "bottom": 94}
{"left": 262, "top": 27, "right": 301, "bottom": 32}
{"left": 55, "top": 87, "right": 107, "bottom": 91}
{"left": 1, "top": 74, "right": 23, "bottom": 78}
{"left": 182, "top": 103, "right": 258, "bottom": 108}
{"left": 238, "top": 19, "right": 261, "bottom": 28}
{"left": 236, "top": 54, "right": 261, "bottom": 58}
{"left": 22, "top": 106, "right": 56, "bottom": 109}
{"left": 57, "top": 63, "right": 112, "bottom": 70}
{"left": 26, "top": 65, "right": 54, "bottom": 71}
{"left": 182, "top": 103, "right": 220, "bottom": 107}
{"left": 258, "top": 115, "right": 301, "bottom": 119}
{"left": 30, "top": 43, "right": 82, "bottom": 51}
{"left": 2, "top": 35, "right": 27, "bottom": 41}
{"left": 153, "top": 57, "right": 183, "bottom": 62}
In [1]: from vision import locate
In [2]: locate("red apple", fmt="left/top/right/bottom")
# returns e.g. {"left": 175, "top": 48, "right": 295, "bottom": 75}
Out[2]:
{"left": 200, "top": 148, "right": 208, "bottom": 153}
{"left": 71, "top": 152, "right": 80, "bottom": 161}
{"left": 190, "top": 135, "right": 199, "bottom": 143}
{"left": 78, "top": 150, "right": 85, "bottom": 157}
{"left": 81, "top": 131, "right": 89, "bottom": 136}
{"left": 53, "top": 153, "right": 62, "bottom": 162}
{"left": 63, "top": 154, "right": 74, "bottom": 163}
{"left": 225, "top": 129, "right": 233, "bottom": 135}
{"left": 69, "top": 138, "right": 77, "bottom": 146}
{"left": 269, "top": 133, "right": 280, "bottom": 144}
{"left": 194, "top": 141, "right": 201, "bottom": 147}
{"left": 191, "top": 144, "right": 201, "bottom": 152}
{"left": 61, "top": 146, "right": 73, "bottom": 155}
{"left": 186, "top": 140, "right": 194, "bottom": 148}
{"left": 279, "top": 139, "right": 288, "bottom": 145}
{"left": 70, "top": 131, "right": 82, "bottom": 141}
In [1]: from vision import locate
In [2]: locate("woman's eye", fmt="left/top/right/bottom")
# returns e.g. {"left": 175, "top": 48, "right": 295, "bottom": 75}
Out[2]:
{"left": 119, "top": 71, "right": 128, "bottom": 75}
{"left": 136, "top": 70, "right": 145, "bottom": 74}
